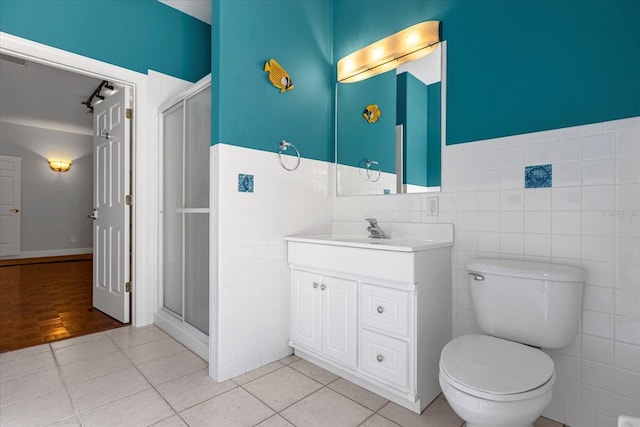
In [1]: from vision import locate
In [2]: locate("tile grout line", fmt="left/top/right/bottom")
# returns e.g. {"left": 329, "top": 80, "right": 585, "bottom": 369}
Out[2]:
{"left": 55, "top": 332, "right": 131, "bottom": 385}
{"left": 0, "top": 349, "right": 55, "bottom": 418}
{"left": 45, "top": 327, "right": 184, "bottom": 426}
{"left": 106, "top": 329, "right": 200, "bottom": 426}
{"left": 59, "top": 331, "right": 144, "bottom": 425}
{"left": 238, "top": 357, "right": 459, "bottom": 427}
{"left": 235, "top": 359, "right": 377, "bottom": 427}
{"left": 10, "top": 329, "right": 569, "bottom": 427}
{"left": 276, "top": 361, "right": 379, "bottom": 415}
{"left": 239, "top": 363, "right": 319, "bottom": 423}
{"left": 48, "top": 341, "right": 85, "bottom": 426}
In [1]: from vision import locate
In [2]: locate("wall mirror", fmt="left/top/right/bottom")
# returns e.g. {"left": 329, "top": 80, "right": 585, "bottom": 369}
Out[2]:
{"left": 336, "top": 42, "right": 445, "bottom": 196}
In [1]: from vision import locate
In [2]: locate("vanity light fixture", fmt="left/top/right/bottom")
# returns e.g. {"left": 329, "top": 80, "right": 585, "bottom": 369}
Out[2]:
{"left": 337, "top": 21, "right": 441, "bottom": 83}
{"left": 48, "top": 159, "right": 72, "bottom": 172}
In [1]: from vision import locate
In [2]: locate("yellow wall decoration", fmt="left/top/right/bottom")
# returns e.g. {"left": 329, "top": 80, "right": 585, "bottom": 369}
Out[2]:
{"left": 264, "top": 59, "right": 294, "bottom": 93}
{"left": 363, "top": 104, "right": 381, "bottom": 123}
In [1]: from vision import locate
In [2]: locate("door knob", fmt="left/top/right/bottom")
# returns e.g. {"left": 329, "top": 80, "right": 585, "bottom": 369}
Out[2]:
{"left": 88, "top": 208, "right": 98, "bottom": 220}
{"left": 10, "top": 208, "right": 19, "bottom": 213}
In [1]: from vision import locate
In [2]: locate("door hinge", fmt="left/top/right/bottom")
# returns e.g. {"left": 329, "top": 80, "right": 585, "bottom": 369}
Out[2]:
{"left": 126, "top": 194, "right": 132, "bottom": 206}
{"left": 126, "top": 108, "right": 133, "bottom": 119}
{"left": 125, "top": 282, "right": 132, "bottom": 292}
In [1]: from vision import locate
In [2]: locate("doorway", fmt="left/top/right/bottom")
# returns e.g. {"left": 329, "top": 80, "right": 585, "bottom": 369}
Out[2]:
{"left": 0, "top": 33, "right": 146, "bottom": 352}
{"left": 0, "top": 55, "right": 132, "bottom": 351}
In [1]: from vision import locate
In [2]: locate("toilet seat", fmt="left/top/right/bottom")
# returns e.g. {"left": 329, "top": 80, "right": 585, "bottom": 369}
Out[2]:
{"left": 439, "top": 335, "right": 555, "bottom": 402}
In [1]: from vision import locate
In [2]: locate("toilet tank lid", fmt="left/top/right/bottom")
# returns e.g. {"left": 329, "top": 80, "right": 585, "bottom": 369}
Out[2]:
{"left": 467, "top": 259, "right": 586, "bottom": 282}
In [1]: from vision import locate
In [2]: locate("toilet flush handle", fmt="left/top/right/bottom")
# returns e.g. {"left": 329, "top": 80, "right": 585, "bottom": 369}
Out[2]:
{"left": 468, "top": 273, "right": 485, "bottom": 281}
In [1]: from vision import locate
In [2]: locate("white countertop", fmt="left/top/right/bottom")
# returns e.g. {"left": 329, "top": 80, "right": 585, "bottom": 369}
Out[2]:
{"left": 284, "top": 234, "right": 453, "bottom": 252}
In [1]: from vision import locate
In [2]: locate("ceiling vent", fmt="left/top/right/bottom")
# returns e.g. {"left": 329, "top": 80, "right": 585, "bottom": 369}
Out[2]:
{"left": 0, "top": 53, "right": 27, "bottom": 67}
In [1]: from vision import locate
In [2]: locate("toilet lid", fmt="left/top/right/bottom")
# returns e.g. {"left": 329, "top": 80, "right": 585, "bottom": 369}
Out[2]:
{"left": 440, "top": 335, "right": 554, "bottom": 395}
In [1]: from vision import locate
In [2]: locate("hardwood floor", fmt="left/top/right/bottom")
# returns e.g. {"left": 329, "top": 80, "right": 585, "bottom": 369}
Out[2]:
{"left": 0, "top": 258, "right": 125, "bottom": 353}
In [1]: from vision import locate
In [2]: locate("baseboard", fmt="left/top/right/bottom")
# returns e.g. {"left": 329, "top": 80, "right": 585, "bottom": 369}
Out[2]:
{"left": 0, "top": 248, "right": 92, "bottom": 260}
{"left": 0, "top": 249, "right": 93, "bottom": 266}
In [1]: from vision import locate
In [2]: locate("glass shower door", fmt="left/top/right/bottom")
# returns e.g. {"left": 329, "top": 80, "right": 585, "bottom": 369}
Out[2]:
{"left": 159, "top": 84, "right": 211, "bottom": 355}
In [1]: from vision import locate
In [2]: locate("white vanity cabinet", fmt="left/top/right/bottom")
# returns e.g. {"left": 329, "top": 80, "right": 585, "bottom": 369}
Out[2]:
{"left": 291, "top": 270, "right": 357, "bottom": 368}
{"left": 286, "top": 224, "right": 453, "bottom": 414}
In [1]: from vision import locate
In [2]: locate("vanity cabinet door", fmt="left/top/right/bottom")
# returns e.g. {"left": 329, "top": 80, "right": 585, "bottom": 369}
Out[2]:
{"left": 322, "top": 276, "right": 357, "bottom": 368}
{"left": 291, "top": 270, "right": 322, "bottom": 352}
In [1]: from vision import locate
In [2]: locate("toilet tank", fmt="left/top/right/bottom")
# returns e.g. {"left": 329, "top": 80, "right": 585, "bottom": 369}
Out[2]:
{"left": 467, "top": 259, "right": 585, "bottom": 349}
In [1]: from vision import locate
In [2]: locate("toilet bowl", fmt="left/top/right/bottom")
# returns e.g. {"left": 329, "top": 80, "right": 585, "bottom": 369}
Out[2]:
{"left": 439, "top": 335, "right": 555, "bottom": 427}
{"left": 438, "top": 259, "right": 585, "bottom": 427}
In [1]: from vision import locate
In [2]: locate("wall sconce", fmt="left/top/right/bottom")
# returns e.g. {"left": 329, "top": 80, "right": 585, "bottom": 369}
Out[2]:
{"left": 337, "top": 21, "right": 441, "bottom": 83}
{"left": 48, "top": 160, "right": 72, "bottom": 172}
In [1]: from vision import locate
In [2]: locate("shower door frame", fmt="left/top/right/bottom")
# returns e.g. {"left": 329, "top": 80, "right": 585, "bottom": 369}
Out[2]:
{"left": 155, "top": 75, "right": 211, "bottom": 361}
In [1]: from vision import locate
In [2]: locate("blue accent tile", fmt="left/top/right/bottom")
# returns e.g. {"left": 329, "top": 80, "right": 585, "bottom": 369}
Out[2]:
{"left": 525, "top": 164, "right": 552, "bottom": 188}
{"left": 238, "top": 174, "right": 254, "bottom": 192}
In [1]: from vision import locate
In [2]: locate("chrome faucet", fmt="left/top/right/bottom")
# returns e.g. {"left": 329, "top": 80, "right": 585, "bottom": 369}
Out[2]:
{"left": 365, "top": 218, "right": 389, "bottom": 239}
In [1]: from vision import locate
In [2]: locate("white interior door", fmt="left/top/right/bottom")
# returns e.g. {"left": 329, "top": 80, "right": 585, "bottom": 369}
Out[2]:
{"left": 92, "top": 86, "right": 131, "bottom": 323}
{"left": 0, "top": 155, "right": 21, "bottom": 256}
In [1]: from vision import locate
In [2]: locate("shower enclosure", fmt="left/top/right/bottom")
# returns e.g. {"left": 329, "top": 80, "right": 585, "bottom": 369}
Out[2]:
{"left": 155, "top": 78, "right": 211, "bottom": 360}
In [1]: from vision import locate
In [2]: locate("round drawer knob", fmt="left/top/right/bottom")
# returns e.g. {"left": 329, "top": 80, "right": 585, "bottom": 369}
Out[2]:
{"left": 313, "top": 283, "right": 319, "bottom": 288}
{"left": 320, "top": 284, "right": 326, "bottom": 291}
{"left": 376, "top": 306, "right": 384, "bottom": 314}
{"left": 376, "top": 354, "right": 384, "bottom": 363}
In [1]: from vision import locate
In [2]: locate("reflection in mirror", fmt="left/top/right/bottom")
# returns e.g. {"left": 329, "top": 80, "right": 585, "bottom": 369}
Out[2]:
{"left": 336, "top": 42, "right": 445, "bottom": 196}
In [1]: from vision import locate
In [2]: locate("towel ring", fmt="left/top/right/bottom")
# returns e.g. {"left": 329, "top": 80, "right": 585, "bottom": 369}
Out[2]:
{"left": 365, "top": 159, "right": 381, "bottom": 182}
{"left": 278, "top": 140, "right": 301, "bottom": 171}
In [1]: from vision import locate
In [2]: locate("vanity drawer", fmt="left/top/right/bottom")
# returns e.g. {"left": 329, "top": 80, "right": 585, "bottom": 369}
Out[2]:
{"left": 361, "top": 283, "right": 410, "bottom": 337}
{"left": 360, "top": 329, "right": 409, "bottom": 390}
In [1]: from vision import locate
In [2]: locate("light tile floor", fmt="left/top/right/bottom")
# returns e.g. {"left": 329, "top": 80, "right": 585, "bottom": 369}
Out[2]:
{"left": 0, "top": 325, "right": 565, "bottom": 427}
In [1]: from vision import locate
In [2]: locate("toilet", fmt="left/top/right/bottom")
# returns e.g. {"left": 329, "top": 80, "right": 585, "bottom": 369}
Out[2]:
{"left": 439, "top": 259, "right": 585, "bottom": 427}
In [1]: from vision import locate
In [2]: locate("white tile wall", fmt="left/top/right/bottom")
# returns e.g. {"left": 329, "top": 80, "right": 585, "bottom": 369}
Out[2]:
{"left": 211, "top": 144, "right": 332, "bottom": 381}
{"left": 332, "top": 116, "right": 640, "bottom": 426}
{"left": 337, "top": 164, "right": 397, "bottom": 195}
{"left": 208, "top": 117, "right": 638, "bottom": 424}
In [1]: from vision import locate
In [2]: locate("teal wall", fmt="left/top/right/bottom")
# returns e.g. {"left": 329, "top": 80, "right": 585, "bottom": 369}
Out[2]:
{"left": 212, "top": 0, "right": 333, "bottom": 162}
{"left": 337, "top": 71, "right": 396, "bottom": 173}
{"left": 426, "top": 82, "right": 441, "bottom": 187}
{"left": 397, "top": 74, "right": 441, "bottom": 188}
{"left": 5, "top": 1, "right": 636, "bottom": 156}
{"left": 334, "top": 0, "right": 640, "bottom": 145}
{"left": 398, "top": 72, "right": 428, "bottom": 187}
{"left": 0, "top": 0, "right": 211, "bottom": 82}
